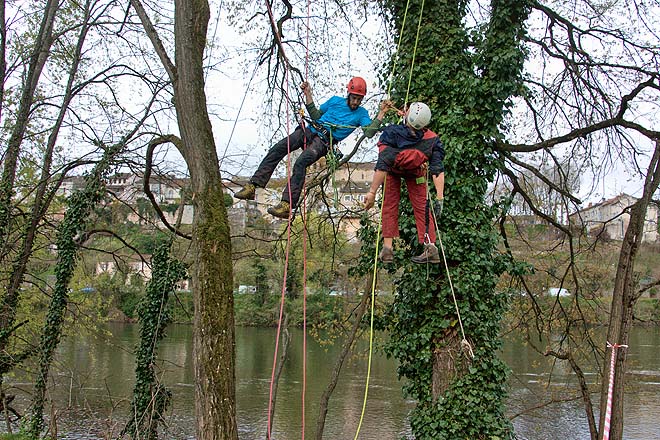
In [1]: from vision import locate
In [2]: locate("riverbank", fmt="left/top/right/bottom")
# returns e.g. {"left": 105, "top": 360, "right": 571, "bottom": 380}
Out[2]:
{"left": 157, "top": 290, "right": 660, "bottom": 328}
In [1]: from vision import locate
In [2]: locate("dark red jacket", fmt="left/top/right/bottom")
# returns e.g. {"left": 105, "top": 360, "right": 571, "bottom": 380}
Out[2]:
{"left": 375, "top": 124, "right": 445, "bottom": 176}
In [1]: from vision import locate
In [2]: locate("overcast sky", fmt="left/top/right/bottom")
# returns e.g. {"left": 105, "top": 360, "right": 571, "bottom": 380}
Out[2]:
{"left": 187, "top": 1, "right": 657, "bottom": 205}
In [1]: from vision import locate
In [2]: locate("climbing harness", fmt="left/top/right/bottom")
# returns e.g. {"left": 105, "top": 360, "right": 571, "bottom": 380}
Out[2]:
{"left": 298, "top": 114, "right": 343, "bottom": 207}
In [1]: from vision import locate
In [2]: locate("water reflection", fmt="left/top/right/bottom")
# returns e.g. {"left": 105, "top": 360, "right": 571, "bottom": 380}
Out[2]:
{"left": 503, "top": 327, "right": 660, "bottom": 440}
{"left": 5, "top": 325, "right": 660, "bottom": 439}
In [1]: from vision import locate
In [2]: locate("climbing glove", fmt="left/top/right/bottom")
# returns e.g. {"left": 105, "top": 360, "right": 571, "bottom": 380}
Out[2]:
{"left": 433, "top": 198, "right": 444, "bottom": 220}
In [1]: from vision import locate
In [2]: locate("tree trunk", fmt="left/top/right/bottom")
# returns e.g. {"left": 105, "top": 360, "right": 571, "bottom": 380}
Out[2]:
{"left": 173, "top": 1, "right": 237, "bottom": 438}
{"left": 0, "top": 0, "right": 7, "bottom": 120}
{"left": 0, "top": 0, "right": 91, "bottom": 378}
{"left": 599, "top": 141, "right": 660, "bottom": 440}
{"left": 0, "top": 0, "right": 58, "bottom": 249}
{"left": 431, "top": 327, "right": 464, "bottom": 400}
{"left": 0, "top": 0, "right": 59, "bottom": 351}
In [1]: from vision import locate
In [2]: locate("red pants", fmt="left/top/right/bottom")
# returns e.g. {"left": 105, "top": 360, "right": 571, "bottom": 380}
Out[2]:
{"left": 382, "top": 173, "right": 435, "bottom": 244}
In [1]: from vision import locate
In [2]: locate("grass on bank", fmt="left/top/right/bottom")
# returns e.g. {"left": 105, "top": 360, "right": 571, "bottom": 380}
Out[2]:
{"left": 0, "top": 435, "right": 49, "bottom": 440}
{"left": 165, "top": 287, "right": 660, "bottom": 328}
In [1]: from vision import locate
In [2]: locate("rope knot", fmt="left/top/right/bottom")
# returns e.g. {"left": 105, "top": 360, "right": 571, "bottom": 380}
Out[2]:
{"left": 460, "top": 339, "right": 474, "bottom": 359}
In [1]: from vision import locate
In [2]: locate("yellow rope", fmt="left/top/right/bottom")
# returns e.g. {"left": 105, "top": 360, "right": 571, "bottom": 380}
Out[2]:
{"left": 352, "top": 176, "right": 386, "bottom": 440}
{"left": 387, "top": 0, "right": 413, "bottom": 98}
{"left": 428, "top": 184, "right": 474, "bottom": 359}
{"left": 404, "top": 0, "right": 426, "bottom": 107}
{"left": 354, "top": 2, "right": 429, "bottom": 437}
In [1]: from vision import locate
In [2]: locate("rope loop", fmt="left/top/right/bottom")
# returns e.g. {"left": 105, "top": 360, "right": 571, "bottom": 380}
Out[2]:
{"left": 460, "top": 338, "right": 474, "bottom": 359}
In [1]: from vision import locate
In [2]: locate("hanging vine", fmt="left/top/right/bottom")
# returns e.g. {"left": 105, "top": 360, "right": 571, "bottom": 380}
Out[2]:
{"left": 27, "top": 143, "right": 122, "bottom": 437}
{"left": 123, "top": 242, "right": 187, "bottom": 439}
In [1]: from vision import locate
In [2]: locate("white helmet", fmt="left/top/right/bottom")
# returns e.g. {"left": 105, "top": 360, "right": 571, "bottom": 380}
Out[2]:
{"left": 405, "top": 102, "right": 431, "bottom": 130}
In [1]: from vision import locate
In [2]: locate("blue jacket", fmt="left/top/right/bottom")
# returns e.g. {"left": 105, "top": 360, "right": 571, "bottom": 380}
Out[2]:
{"left": 310, "top": 96, "right": 372, "bottom": 142}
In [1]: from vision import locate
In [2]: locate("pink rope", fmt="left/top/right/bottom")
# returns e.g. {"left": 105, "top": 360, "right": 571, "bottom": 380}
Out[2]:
{"left": 301, "top": 3, "right": 310, "bottom": 438}
{"left": 264, "top": 1, "right": 312, "bottom": 437}
{"left": 266, "top": 78, "right": 293, "bottom": 440}
{"left": 603, "top": 341, "right": 628, "bottom": 440}
{"left": 301, "top": 206, "right": 308, "bottom": 440}
{"left": 265, "top": 1, "right": 293, "bottom": 431}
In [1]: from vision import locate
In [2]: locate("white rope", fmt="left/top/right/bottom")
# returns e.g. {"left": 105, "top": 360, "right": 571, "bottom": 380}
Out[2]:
{"left": 428, "top": 180, "right": 474, "bottom": 359}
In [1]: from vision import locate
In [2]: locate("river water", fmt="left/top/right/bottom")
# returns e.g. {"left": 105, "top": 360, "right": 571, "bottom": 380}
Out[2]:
{"left": 5, "top": 324, "right": 660, "bottom": 439}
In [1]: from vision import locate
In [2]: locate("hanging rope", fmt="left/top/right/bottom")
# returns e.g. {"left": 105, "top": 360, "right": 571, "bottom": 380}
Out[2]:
{"left": 300, "top": 2, "right": 311, "bottom": 439}
{"left": 403, "top": 0, "right": 426, "bottom": 108}
{"left": 301, "top": 206, "right": 309, "bottom": 440}
{"left": 264, "top": 2, "right": 295, "bottom": 437}
{"left": 266, "top": 70, "right": 295, "bottom": 440}
{"left": 428, "top": 182, "right": 474, "bottom": 359}
{"left": 352, "top": 176, "right": 386, "bottom": 440}
{"left": 263, "top": 1, "right": 313, "bottom": 438}
{"left": 385, "top": 0, "right": 413, "bottom": 98}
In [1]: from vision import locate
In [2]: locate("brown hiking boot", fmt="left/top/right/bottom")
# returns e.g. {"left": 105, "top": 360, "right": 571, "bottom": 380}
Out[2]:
{"left": 379, "top": 246, "right": 394, "bottom": 263}
{"left": 267, "top": 201, "right": 290, "bottom": 218}
{"left": 411, "top": 244, "right": 441, "bottom": 264}
{"left": 234, "top": 183, "right": 256, "bottom": 200}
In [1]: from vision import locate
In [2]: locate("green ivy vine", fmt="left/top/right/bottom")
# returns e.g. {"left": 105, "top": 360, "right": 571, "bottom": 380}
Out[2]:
{"left": 27, "top": 144, "right": 122, "bottom": 437}
{"left": 123, "top": 242, "right": 187, "bottom": 439}
{"left": 376, "top": 0, "right": 531, "bottom": 438}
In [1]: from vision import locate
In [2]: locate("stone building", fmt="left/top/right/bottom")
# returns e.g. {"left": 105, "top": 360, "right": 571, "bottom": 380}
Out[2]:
{"left": 568, "top": 193, "right": 659, "bottom": 242}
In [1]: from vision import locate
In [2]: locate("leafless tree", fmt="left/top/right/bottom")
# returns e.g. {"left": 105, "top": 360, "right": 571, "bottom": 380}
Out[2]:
{"left": 495, "top": 2, "right": 660, "bottom": 439}
{"left": 0, "top": 0, "right": 183, "bottom": 433}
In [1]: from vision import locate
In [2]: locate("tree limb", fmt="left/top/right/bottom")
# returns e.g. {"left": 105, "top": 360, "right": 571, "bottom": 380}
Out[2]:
{"left": 128, "top": 0, "right": 177, "bottom": 83}
{"left": 144, "top": 135, "right": 192, "bottom": 240}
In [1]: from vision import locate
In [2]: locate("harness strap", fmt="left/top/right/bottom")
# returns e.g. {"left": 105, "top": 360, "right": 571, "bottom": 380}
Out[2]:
{"left": 301, "top": 116, "right": 333, "bottom": 143}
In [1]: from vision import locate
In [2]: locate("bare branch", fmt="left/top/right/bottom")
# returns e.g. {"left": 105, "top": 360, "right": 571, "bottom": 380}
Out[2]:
{"left": 143, "top": 135, "right": 192, "bottom": 240}
{"left": 128, "top": 0, "right": 177, "bottom": 83}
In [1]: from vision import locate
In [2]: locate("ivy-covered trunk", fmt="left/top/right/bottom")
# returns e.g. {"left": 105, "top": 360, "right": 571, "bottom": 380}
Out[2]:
{"left": 0, "top": 0, "right": 60, "bottom": 380}
{"left": 124, "top": 243, "right": 187, "bottom": 439}
{"left": 380, "top": 1, "right": 530, "bottom": 438}
{"left": 27, "top": 142, "right": 124, "bottom": 436}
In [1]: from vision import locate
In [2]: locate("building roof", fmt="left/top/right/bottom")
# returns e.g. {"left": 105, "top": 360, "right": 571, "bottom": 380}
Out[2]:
{"left": 571, "top": 193, "right": 637, "bottom": 217}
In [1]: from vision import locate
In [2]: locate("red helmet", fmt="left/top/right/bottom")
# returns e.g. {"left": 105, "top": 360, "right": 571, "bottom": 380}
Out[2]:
{"left": 347, "top": 76, "right": 367, "bottom": 96}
